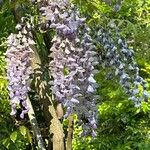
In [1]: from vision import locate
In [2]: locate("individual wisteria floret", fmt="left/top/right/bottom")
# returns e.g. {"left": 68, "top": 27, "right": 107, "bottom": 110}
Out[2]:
{"left": 40, "top": 0, "right": 99, "bottom": 136}
{"left": 97, "top": 26, "right": 149, "bottom": 107}
{"left": 6, "top": 24, "right": 34, "bottom": 119}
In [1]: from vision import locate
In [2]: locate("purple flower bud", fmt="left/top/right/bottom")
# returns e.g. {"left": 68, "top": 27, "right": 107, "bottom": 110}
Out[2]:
{"left": 87, "top": 85, "right": 95, "bottom": 93}
{"left": 70, "top": 98, "right": 79, "bottom": 104}
{"left": 91, "top": 130, "right": 97, "bottom": 137}
{"left": 88, "top": 76, "right": 96, "bottom": 83}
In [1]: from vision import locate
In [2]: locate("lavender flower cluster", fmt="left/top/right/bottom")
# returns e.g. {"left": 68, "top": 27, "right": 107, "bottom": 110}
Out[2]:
{"left": 6, "top": 24, "right": 34, "bottom": 119}
{"left": 40, "top": 0, "right": 99, "bottom": 136}
{"left": 97, "top": 27, "right": 149, "bottom": 107}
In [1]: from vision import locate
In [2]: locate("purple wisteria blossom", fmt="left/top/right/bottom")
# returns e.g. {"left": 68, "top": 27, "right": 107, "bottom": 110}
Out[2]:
{"left": 97, "top": 27, "right": 150, "bottom": 106}
{"left": 41, "top": 0, "right": 99, "bottom": 135}
{"left": 6, "top": 25, "right": 34, "bottom": 119}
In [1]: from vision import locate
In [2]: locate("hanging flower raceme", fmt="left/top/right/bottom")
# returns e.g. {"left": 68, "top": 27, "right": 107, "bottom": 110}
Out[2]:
{"left": 97, "top": 27, "right": 149, "bottom": 106}
{"left": 40, "top": 0, "right": 99, "bottom": 136}
{"left": 6, "top": 24, "right": 34, "bottom": 119}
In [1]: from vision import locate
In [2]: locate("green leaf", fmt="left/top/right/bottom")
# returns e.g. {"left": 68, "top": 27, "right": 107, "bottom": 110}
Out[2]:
{"left": 2, "top": 138, "right": 10, "bottom": 149}
{"left": 135, "top": 108, "right": 140, "bottom": 114}
{"left": 19, "top": 126, "right": 27, "bottom": 137}
{"left": 10, "top": 131, "right": 17, "bottom": 143}
{"left": 27, "top": 131, "right": 32, "bottom": 143}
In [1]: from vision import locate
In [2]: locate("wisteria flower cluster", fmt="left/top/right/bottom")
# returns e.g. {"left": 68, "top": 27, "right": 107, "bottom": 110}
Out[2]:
{"left": 97, "top": 27, "right": 149, "bottom": 107}
{"left": 40, "top": 0, "right": 99, "bottom": 136}
{"left": 5, "top": 0, "right": 150, "bottom": 138}
{"left": 6, "top": 24, "right": 34, "bottom": 119}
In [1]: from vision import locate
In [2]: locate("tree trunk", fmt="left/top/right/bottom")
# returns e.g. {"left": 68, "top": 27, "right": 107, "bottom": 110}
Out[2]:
{"left": 66, "top": 116, "right": 74, "bottom": 150}
{"left": 31, "top": 45, "right": 65, "bottom": 150}
{"left": 49, "top": 105, "right": 65, "bottom": 150}
{"left": 27, "top": 97, "right": 46, "bottom": 150}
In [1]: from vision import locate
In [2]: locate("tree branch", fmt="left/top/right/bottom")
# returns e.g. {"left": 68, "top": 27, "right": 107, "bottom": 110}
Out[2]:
{"left": 66, "top": 116, "right": 74, "bottom": 150}
{"left": 26, "top": 97, "right": 46, "bottom": 150}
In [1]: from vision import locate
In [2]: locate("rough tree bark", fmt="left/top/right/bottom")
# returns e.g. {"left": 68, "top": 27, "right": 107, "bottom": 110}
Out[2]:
{"left": 66, "top": 116, "right": 74, "bottom": 150}
{"left": 31, "top": 45, "right": 65, "bottom": 150}
{"left": 26, "top": 97, "right": 46, "bottom": 150}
